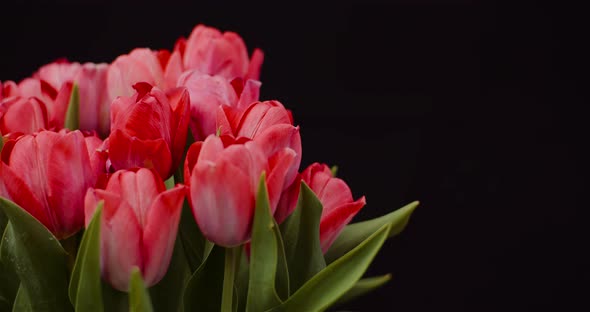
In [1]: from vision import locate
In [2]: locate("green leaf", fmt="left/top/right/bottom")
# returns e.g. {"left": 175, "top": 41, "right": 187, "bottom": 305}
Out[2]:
{"left": 335, "top": 274, "right": 391, "bottom": 305}
{"left": 0, "top": 210, "right": 18, "bottom": 309}
{"left": 183, "top": 245, "right": 225, "bottom": 312}
{"left": 0, "top": 197, "right": 72, "bottom": 311}
{"left": 269, "top": 223, "right": 391, "bottom": 312}
{"left": 330, "top": 165, "right": 338, "bottom": 177}
{"left": 164, "top": 175, "right": 175, "bottom": 190}
{"left": 11, "top": 284, "right": 31, "bottom": 311}
{"left": 280, "top": 181, "right": 326, "bottom": 292}
{"left": 69, "top": 202, "right": 103, "bottom": 312}
{"left": 273, "top": 219, "right": 290, "bottom": 300}
{"left": 149, "top": 235, "right": 191, "bottom": 312}
{"left": 129, "top": 268, "right": 154, "bottom": 312}
{"left": 234, "top": 248, "right": 250, "bottom": 312}
{"left": 64, "top": 84, "right": 80, "bottom": 130}
{"left": 178, "top": 201, "right": 211, "bottom": 272}
{"left": 325, "top": 201, "right": 419, "bottom": 264}
{"left": 246, "top": 173, "right": 282, "bottom": 312}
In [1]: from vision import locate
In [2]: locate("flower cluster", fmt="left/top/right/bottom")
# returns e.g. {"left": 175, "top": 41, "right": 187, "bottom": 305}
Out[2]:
{"left": 0, "top": 24, "right": 417, "bottom": 312}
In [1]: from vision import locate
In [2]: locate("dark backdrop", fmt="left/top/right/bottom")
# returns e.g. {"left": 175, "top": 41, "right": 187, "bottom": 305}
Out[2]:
{"left": 1, "top": 1, "right": 587, "bottom": 311}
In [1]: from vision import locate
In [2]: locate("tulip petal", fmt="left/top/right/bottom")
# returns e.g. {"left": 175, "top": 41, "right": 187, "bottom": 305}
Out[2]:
{"left": 275, "top": 175, "right": 302, "bottom": 224}
{"left": 190, "top": 160, "right": 254, "bottom": 247}
{"left": 196, "top": 135, "right": 225, "bottom": 163}
{"left": 246, "top": 49, "right": 265, "bottom": 81}
{"left": 76, "top": 63, "right": 109, "bottom": 134}
{"left": 317, "top": 178, "right": 355, "bottom": 216}
{"left": 109, "top": 129, "right": 173, "bottom": 179}
{"left": 183, "top": 141, "right": 203, "bottom": 186}
{"left": 100, "top": 192, "right": 143, "bottom": 291}
{"left": 142, "top": 185, "right": 185, "bottom": 286}
{"left": 115, "top": 169, "right": 164, "bottom": 226}
{"left": 236, "top": 79, "right": 261, "bottom": 111}
{"left": 0, "top": 162, "right": 53, "bottom": 233}
{"left": 167, "top": 87, "right": 190, "bottom": 170}
{"left": 237, "top": 101, "right": 291, "bottom": 139}
{"left": 46, "top": 131, "right": 95, "bottom": 238}
{"left": 0, "top": 97, "right": 49, "bottom": 134}
{"left": 266, "top": 148, "right": 297, "bottom": 212}
{"left": 319, "top": 197, "right": 366, "bottom": 253}
{"left": 177, "top": 71, "right": 238, "bottom": 140}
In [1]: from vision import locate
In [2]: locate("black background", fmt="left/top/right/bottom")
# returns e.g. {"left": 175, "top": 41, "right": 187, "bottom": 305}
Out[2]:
{"left": 1, "top": 1, "right": 587, "bottom": 311}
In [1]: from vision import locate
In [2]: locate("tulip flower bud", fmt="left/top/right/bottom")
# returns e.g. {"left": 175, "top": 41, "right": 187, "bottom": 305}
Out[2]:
{"left": 184, "top": 135, "right": 295, "bottom": 247}
{"left": 217, "top": 100, "right": 302, "bottom": 223}
{"left": 106, "top": 82, "right": 190, "bottom": 179}
{"left": 301, "top": 163, "right": 366, "bottom": 253}
{"left": 182, "top": 24, "right": 264, "bottom": 81}
{"left": 0, "top": 130, "right": 103, "bottom": 239}
{"left": 84, "top": 168, "right": 186, "bottom": 291}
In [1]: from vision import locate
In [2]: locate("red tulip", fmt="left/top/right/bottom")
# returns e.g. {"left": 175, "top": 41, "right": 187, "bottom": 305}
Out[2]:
{"left": 217, "top": 100, "right": 302, "bottom": 222}
{"left": 84, "top": 168, "right": 186, "bottom": 291}
{"left": 0, "top": 130, "right": 103, "bottom": 239}
{"left": 177, "top": 70, "right": 260, "bottom": 140}
{"left": 301, "top": 163, "right": 366, "bottom": 253}
{"left": 181, "top": 24, "right": 264, "bottom": 81}
{"left": 107, "top": 48, "right": 167, "bottom": 103}
{"left": 106, "top": 82, "right": 189, "bottom": 179}
{"left": 184, "top": 135, "right": 296, "bottom": 247}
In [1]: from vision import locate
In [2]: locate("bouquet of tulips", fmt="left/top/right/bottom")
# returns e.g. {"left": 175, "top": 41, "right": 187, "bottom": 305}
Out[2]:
{"left": 0, "top": 24, "right": 417, "bottom": 312}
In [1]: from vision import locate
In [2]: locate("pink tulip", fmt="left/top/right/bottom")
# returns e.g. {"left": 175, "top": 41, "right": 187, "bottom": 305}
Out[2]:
{"left": 13, "top": 61, "right": 112, "bottom": 136}
{"left": 181, "top": 24, "right": 264, "bottom": 81}
{"left": 107, "top": 48, "right": 166, "bottom": 102}
{"left": 301, "top": 163, "right": 366, "bottom": 253}
{"left": 0, "top": 130, "right": 103, "bottom": 239}
{"left": 184, "top": 135, "right": 296, "bottom": 247}
{"left": 84, "top": 168, "right": 186, "bottom": 291}
{"left": 106, "top": 82, "right": 189, "bottom": 179}
{"left": 217, "top": 100, "right": 302, "bottom": 222}
{"left": 177, "top": 70, "right": 260, "bottom": 140}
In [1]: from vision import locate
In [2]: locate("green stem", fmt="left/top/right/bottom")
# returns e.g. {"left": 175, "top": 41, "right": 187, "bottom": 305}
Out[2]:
{"left": 221, "top": 247, "right": 238, "bottom": 312}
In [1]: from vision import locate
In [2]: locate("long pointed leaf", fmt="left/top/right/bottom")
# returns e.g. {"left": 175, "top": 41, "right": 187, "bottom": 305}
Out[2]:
{"left": 273, "top": 219, "right": 290, "bottom": 300}
{"left": 69, "top": 202, "right": 103, "bottom": 312}
{"left": 0, "top": 197, "right": 72, "bottom": 311}
{"left": 269, "top": 223, "right": 391, "bottom": 312}
{"left": 280, "top": 182, "right": 325, "bottom": 292}
{"left": 64, "top": 84, "right": 80, "bottom": 130}
{"left": 246, "top": 173, "right": 281, "bottom": 312}
{"left": 335, "top": 274, "right": 392, "bottom": 305}
{"left": 325, "top": 201, "right": 418, "bottom": 263}
{"left": 0, "top": 211, "right": 18, "bottom": 310}
{"left": 129, "top": 268, "right": 154, "bottom": 312}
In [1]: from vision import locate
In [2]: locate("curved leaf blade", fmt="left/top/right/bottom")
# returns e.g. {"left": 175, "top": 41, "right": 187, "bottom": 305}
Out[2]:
{"left": 335, "top": 274, "right": 392, "bottom": 305}
{"left": 279, "top": 181, "right": 325, "bottom": 292}
{"left": 69, "top": 202, "right": 103, "bottom": 312}
{"left": 129, "top": 268, "right": 154, "bottom": 312}
{"left": 246, "top": 173, "right": 281, "bottom": 312}
{"left": 0, "top": 197, "right": 72, "bottom": 312}
{"left": 64, "top": 84, "right": 80, "bottom": 130}
{"left": 273, "top": 219, "right": 290, "bottom": 301}
{"left": 325, "top": 201, "right": 418, "bottom": 263}
{"left": 269, "top": 223, "right": 391, "bottom": 312}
